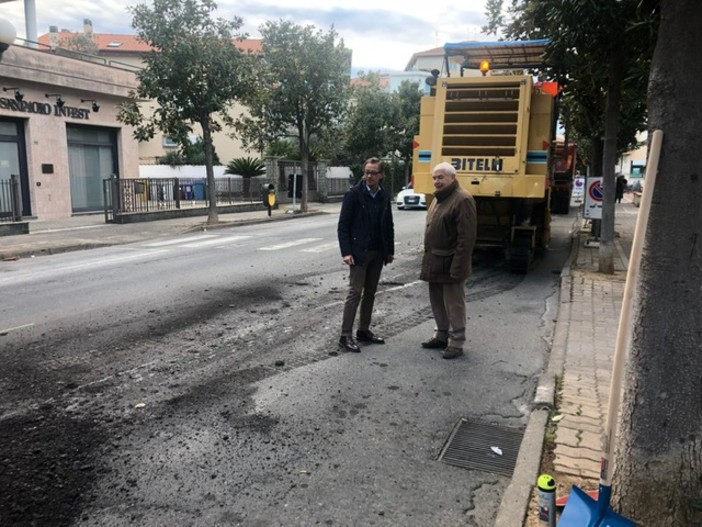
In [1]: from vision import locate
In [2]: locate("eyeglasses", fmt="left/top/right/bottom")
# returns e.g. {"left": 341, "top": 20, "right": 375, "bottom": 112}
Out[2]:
{"left": 364, "top": 171, "right": 380, "bottom": 176}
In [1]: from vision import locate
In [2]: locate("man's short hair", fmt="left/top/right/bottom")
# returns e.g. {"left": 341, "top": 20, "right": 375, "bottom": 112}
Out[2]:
{"left": 364, "top": 157, "right": 384, "bottom": 173}
{"left": 432, "top": 162, "right": 456, "bottom": 178}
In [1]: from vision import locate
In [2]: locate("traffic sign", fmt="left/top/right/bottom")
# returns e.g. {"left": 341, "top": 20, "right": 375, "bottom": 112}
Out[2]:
{"left": 584, "top": 177, "right": 603, "bottom": 219}
{"left": 588, "top": 179, "right": 604, "bottom": 202}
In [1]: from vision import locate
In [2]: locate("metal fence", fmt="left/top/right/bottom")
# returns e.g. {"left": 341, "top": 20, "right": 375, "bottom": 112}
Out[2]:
{"left": 274, "top": 161, "right": 351, "bottom": 201}
{"left": 103, "top": 176, "right": 267, "bottom": 221}
{"left": 327, "top": 178, "right": 353, "bottom": 196}
{"left": 0, "top": 175, "right": 22, "bottom": 223}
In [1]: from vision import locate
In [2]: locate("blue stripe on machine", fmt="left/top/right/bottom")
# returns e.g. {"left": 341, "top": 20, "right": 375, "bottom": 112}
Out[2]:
{"left": 418, "top": 150, "right": 431, "bottom": 163}
{"left": 526, "top": 151, "right": 548, "bottom": 164}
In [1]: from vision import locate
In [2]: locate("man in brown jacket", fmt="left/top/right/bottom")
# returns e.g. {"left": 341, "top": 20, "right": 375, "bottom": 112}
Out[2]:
{"left": 419, "top": 162, "right": 477, "bottom": 359}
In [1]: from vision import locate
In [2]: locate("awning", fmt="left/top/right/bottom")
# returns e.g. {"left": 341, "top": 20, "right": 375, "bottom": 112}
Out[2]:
{"left": 444, "top": 39, "right": 550, "bottom": 71}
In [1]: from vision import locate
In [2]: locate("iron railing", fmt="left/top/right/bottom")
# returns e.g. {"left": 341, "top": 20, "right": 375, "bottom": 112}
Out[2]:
{"left": 327, "top": 178, "right": 353, "bottom": 196}
{"left": 103, "top": 176, "right": 268, "bottom": 222}
{"left": 0, "top": 175, "right": 22, "bottom": 223}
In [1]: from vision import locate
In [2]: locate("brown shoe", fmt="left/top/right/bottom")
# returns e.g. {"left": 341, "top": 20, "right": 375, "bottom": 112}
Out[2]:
{"left": 421, "top": 337, "right": 447, "bottom": 349}
{"left": 339, "top": 336, "right": 361, "bottom": 353}
{"left": 442, "top": 346, "right": 464, "bottom": 359}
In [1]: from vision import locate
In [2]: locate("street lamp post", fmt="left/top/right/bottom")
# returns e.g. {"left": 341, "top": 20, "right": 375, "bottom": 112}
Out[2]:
{"left": 0, "top": 18, "right": 16, "bottom": 60}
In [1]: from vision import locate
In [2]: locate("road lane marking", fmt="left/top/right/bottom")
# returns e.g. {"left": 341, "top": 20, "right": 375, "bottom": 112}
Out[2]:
{"left": 0, "top": 323, "right": 35, "bottom": 336}
{"left": 258, "top": 238, "right": 321, "bottom": 251}
{"left": 301, "top": 242, "right": 338, "bottom": 253}
{"left": 0, "top": 249, "right": 169, "bottom": 287}
{"left": 143, "top": 234, "right": 217, "bottom": 247}
{"left": 180, "top": 235, "right": 252, "bottom": 248}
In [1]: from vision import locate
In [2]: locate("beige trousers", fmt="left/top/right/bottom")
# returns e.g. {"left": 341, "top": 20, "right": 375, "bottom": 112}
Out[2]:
{"left": 428, "top": 280, "right": 466, "bottom": 348}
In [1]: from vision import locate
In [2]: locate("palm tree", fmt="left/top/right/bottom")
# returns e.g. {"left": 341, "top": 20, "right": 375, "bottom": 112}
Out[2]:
{"left": 224, "top": 157, "right": 266, "bottom": 200}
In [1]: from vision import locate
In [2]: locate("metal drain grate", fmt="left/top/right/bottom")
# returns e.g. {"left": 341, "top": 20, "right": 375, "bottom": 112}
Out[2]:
{"left": 438, "top": 419, "right": 525, "bottom": 477}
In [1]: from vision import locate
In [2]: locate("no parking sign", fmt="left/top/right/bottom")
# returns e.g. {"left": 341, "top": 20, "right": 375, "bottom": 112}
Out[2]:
{"left": 584, "top": 177, "right": 603, "bottom": 219}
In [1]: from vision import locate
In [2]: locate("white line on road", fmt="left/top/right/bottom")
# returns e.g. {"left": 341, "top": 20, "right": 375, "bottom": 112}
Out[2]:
{"left": 0, "top": 323, "right": 35, "bottom": 335}
{"left": 300, "top": 242, "right": 338, "bottom": 253}
{"left": 0, "top": 249, "right": 170, "bottom": 287}
{"left": 143, "top": 234, "right": 217, "bottom": 247}
{"left": 259, "top": 238, "right": 322, "bottom": 251}
{"left": 180, "top": 235, "right": 252, "bottom": 248}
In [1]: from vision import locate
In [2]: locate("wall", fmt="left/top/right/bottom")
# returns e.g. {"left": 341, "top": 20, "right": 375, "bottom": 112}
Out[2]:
{"left": 0, "top": 44, "right": 140, "bottom": 219}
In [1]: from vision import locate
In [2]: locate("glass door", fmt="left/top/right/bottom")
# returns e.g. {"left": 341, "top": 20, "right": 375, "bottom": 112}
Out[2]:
{"left": 0, "top": 119, "right": 30, "bottom": 217}
{"left": 67, "top": 125, "right": 118, "bottom": 213}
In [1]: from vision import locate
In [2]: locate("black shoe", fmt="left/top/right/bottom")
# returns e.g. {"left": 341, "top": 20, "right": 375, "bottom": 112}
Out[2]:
{"left": 356, "top": 330, "right": 385, "bottom": 344}
{"left": 421, "top": 337, "right": 448, "bottom": 349}
{"left": 339, "top": 336, "right": 361, "bottom": 353}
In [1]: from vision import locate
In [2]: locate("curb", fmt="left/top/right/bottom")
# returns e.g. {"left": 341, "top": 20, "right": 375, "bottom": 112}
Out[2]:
{"left": 494, "top": 408, "right": 550, "bottom": 527}
{"left": 1, "top": 243, "right": 114, "bottom": 261}
{"left": 494, "top": 216, "right": 581, "bottom": 527}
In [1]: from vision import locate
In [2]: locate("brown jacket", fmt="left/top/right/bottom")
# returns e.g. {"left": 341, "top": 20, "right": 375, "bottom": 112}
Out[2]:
{"left": 419, "top": 180, "right": 477, "bottom": 283}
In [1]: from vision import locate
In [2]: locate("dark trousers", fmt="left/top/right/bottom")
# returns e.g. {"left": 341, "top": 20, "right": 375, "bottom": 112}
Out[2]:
{"left": 428, "top": 280, "right": 466, "bottom": 348}
{"left": 341, "top": 250, "right": 384, "bottom": 337}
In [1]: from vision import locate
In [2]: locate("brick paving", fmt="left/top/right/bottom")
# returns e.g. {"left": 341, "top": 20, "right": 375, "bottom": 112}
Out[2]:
{"left": 552, "top": 201, "right": 636, "bottom": 485}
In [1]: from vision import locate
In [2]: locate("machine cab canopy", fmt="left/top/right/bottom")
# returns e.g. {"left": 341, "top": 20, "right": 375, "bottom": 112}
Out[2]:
{"left": 443, "top": 39, "right": 550, "bottom": 75}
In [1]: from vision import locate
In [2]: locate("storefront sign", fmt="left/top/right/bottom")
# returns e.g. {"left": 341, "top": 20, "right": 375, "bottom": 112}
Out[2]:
{"left": 0, "top": 96, "right": 92, "bottom": 120}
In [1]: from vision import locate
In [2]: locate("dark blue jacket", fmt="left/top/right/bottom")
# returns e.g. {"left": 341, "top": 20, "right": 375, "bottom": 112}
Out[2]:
{"left": 337, "top": 181, "right": 394, "bottom": 266}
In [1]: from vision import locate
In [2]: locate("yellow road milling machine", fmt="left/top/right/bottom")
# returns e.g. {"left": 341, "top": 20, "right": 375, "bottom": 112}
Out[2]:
{"left": 412, "top": 40, "right": 557, "bottom": 272}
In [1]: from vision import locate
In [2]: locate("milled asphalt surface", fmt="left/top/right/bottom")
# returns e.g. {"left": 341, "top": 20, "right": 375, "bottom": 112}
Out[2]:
{"left": 0, "top": 197, "right": 638, "bottom": 525}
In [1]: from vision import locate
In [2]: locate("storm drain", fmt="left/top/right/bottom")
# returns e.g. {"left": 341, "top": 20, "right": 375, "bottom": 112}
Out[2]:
{"left": 438, "top": 419, "right": 525, "bottom": 477}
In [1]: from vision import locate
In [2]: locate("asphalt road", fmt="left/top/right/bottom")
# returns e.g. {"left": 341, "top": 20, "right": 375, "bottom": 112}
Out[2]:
{"left": 0, "top": 209, "right": 577, "bottom": 526}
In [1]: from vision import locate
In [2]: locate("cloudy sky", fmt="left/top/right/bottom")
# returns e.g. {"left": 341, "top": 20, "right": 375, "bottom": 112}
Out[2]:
{"left": 0, "top": 0, "right": 497, "bottom": 72}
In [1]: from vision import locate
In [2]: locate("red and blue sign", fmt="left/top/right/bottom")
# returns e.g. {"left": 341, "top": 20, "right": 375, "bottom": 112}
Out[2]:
{"left": 584, "top": 177, "right": 603, "bottom": 219}
{"left": 588, "top": 179, "right": 604, "bottom": 202}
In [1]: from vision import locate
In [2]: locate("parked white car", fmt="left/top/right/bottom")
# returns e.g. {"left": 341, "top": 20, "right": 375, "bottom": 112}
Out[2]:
{"left": 395, "top": 184, "right": 427, "bottom": 210}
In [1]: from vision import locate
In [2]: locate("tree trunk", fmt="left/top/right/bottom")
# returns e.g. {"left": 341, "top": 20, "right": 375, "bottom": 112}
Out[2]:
{"left": 591, "top": 137, "right": 604, "bottom": 179}
{"left": 202, "top": 119, "right": 218, "bottom": 224}
{"left": 598, "top": 44, "right": 624, "bottom": 274}
{"left": 613, "top": 1, "right": 702, "bottom": 525}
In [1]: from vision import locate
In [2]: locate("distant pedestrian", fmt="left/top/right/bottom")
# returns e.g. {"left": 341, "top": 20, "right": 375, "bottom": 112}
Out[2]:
{"left": 337, "top": 157, "right": 395, "bottom": 353}
{"left": 420, "top": 162, "right": 477, "bottom": 359}
{"left": 615, "top": 174, "right": 628, "bottom": 203}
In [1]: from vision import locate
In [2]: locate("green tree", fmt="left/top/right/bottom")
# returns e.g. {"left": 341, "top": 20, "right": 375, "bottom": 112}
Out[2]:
{"left": 157, "top": 137, "right": 221, "bottom": 166}
{"left": 485, "top": 0, "right": 657, "bottom": 273}
{"left": 343, "top": 75, "right": 396, "bottom": 166}
{"left": 224, "top": 156, "right": 265, "bottom": 198}
{"left": 612, "top": 1, "right": 702, "bottom": 524}
{"left": 338, "top": 76, "right": 421, "bottom": 194}
{"left": 117, "top": 0, "right": 253, "bottom": 224}
{"left": 236, "top": 20, "right": 350, "bottom": 212}
{"left": 265, "top": 139, "right": 300, "bottom": 160}
{"left": 390, "top": 80, "right": 422, "bottom": 186}
{"left": 60, "top": 33, "right": 99, "bottom": 55}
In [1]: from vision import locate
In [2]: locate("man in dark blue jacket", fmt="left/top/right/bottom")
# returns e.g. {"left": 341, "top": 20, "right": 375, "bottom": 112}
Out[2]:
{"left": 337, "top": 157, "right": 395, "bottom": 352}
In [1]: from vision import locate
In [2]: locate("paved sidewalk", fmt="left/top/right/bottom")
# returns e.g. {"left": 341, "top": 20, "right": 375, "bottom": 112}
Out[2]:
{"left": 542, "top": 200, "right": 637, "bottom": 520}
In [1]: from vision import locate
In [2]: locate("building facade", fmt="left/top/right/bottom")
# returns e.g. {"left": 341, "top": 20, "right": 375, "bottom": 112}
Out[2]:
{"left": 39, "top": 24, "right": 262, "bottom": 167}
{"left": 0, "top": 42, "right": 139, "bottom": 219}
